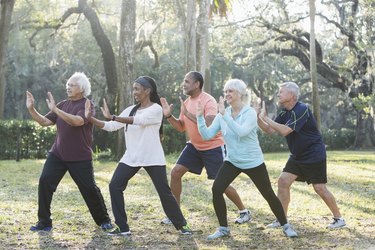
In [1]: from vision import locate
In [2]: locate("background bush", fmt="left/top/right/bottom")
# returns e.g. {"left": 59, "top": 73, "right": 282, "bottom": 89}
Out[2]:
{"left": 0, "top": 120, "right": 356, "bottom": 160}
{"left": 0, "top": 120, "right": 55, "bottom": 160}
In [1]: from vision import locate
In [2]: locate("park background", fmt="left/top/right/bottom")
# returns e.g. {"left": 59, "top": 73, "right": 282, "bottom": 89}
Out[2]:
{"left": 0, "top": 0, "right": 374, "bottom": 249}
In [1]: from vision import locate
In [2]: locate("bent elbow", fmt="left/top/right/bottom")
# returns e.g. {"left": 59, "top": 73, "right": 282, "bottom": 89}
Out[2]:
{"left": 280, "top": 129, "right": 292, "bottom": 137}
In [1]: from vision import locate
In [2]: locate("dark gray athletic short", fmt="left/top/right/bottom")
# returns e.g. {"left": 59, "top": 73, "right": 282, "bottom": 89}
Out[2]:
{"left": 176, "top": 143, "right": 225, "bottom": 179}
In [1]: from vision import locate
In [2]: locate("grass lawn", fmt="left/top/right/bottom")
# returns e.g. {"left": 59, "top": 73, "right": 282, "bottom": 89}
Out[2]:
{"left": 0, "top": 151, "right": 374, "bottom": 249}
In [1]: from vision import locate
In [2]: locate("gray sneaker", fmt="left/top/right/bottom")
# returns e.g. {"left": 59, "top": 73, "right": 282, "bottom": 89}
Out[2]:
{"left": 266, "top": 219, "right": 281, "bottom": 228}
{"left": 161, "top": 217, "right": 172, "bottom": 225}
{"left": 207, "top": 227, "right": 230, "bottom": 240}
{"left": 283, "top": 223, "right": 298, "bottom": 238}
{"left": 327, "top": 218, "right": 346, "bottom": 229}
{"left": 234, "top": 210, "right": 251, "bottom": 224}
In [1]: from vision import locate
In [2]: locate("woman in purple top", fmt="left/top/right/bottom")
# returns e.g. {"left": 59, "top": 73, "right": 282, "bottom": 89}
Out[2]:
{"left": 26, "top": 72, "right": 113, "bottom": 232}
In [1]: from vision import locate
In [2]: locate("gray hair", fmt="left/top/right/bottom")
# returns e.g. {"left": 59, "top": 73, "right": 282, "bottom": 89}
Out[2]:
{"left": 66, "top": 72, "right": 91, "bottom": 96}
{"left": 279, "top": 81, "right": 300, "bottom": 99}
{"left": 224, "top": 79, "right": 250, "bottom": 104}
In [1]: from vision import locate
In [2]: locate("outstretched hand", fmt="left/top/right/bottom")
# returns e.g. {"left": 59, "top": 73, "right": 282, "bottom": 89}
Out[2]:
{"left": 46, "top": 92, "right": 56, "bottom": 112}
{"left": 179, "top": 96, "right": 187, "bottom": 116}
{"left": 160, "top": 97, "right": 174, "bottom": 117}
{"left": 218, "top": 96, "right": 225, "bottom": 115}
{"left": 100, "top": 98, "right": 112, "bottom": 120}
{"left": 26, "top": 91, "right": 35, "bottom": 110}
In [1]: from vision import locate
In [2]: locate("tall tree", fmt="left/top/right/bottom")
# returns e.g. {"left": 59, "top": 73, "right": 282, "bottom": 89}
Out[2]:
{"left": 197, "top": 0, "right": 210, "bottom": 92}
{"left": 185, "top": 0, "right": 196, "bottom": 72}
{"left": 116, "top": 0, "right": 136, "bottom": 158}
{"left": 309, "top": 0, "right": 321, "bottom": 129}
{"left": 173, "top": 0, "right": 232, "bottom": 94}
{"left": 0, "top": 0, "right": 15, "bottom": 118}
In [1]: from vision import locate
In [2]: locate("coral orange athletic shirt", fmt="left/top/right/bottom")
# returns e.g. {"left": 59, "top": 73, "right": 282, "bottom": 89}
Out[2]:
{"left": 179, "top": 92, "right": 224, "bottom": 151}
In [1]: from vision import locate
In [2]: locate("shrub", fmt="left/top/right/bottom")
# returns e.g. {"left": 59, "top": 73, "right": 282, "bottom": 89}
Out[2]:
{"left": 0, "top": 120, "right": 55, "bottom": 160}
{"left": 162, "top": 124, "right": 186, "bottom": 154}
{"left": 321, "top": 128, "right": 356, "bottom": 150}
{"left": 258, "top": 131, "right": 288, "bottom": 153}
{"left": 0, "top": 120, "right": 356, "bottom": 160}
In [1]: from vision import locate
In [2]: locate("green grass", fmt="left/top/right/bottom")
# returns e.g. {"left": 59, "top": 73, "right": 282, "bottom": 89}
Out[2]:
{"left": 0, "top": 151, "right": 374, "bottom": 249}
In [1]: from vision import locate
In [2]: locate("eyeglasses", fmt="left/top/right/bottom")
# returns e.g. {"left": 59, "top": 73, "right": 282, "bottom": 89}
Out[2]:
{"left": 67, "top": 83, "right": 79, "bottom": 88}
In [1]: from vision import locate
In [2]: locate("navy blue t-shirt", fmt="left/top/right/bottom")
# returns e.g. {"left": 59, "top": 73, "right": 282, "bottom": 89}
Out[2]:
{"left": 275, "top": 101, "right": 326, "bottom": 163}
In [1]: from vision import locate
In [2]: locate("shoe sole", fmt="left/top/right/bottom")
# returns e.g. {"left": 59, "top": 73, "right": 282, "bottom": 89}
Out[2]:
{"left": 181, "top": 232, "right": 193, "bottom": 235}
{"left": 207, "top": 234, "right": 230, "bottom": 240}
{"left": 235, "top": 219, "right": 251, "bottom": 224}
{"left": 107, "top": 232, "right": 131, "bottom": 236}
{"left": 327, "top": 225, "right": 346, "bottom": 230}
{"left": 30, "top": 227, "right": 52, "bottom": 232}
{"left": 284, "top": 233, "right": 298, "bottom": 238}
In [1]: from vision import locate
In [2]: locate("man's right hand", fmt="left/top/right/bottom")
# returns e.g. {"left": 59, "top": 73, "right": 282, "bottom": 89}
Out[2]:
{"left": 26, "top": 91, "right": 35, "bottom": 110}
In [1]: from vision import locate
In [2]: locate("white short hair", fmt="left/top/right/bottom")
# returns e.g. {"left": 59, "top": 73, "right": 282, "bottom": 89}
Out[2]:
{"left": 66, "top": 72, "right": 91, "bottom": 96}
{"left": 224, "top": 79, "right": 250, "bottom": 103}
{"left": 280, "top": 81, "right": 299, "bottom": 99}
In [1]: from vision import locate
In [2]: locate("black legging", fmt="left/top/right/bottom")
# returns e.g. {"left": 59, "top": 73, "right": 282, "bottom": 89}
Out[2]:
{"left": 212, "top": 161, "right": 287, "bottom": 227}
{"left": 109, "top": 163, "right": 187, "bottom": 232}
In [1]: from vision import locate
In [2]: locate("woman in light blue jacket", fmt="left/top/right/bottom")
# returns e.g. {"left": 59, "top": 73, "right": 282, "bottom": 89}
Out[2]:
{"left": 196, "top": 79, "right": 297, "bottom": 239}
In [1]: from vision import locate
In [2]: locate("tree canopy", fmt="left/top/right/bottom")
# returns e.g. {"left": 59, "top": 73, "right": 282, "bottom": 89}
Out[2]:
{"left": 1, "top": 0, "right": 374, "bottom": 149}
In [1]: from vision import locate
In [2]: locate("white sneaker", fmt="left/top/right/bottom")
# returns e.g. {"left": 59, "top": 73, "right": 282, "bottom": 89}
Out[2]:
{"left": 207, "top": 227, "right": 230, "bottom": 240}
{"left": 161, "top": 217, "right": 172, "bottom": 225}
{"left": 282, "top": 223, "right": 298, "bottom": 238}
{"left": 266, "top": 219, "right": 281, "bottom": 228}
{"left": 327, "top": 218, "right": 346, "bottom": 229}
{"left": 234, "top": 209, "right": 251, "bottom": 224}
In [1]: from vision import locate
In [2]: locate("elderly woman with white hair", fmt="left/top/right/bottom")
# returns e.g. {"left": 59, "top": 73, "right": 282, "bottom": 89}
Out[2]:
{"left": 196, "top": 79, "right": 297, "bottom": 239}
{"left": 26, "top": 72, "right": 113, "bottom": 232}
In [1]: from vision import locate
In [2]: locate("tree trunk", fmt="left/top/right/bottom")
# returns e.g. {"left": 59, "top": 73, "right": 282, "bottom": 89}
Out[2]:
{"left": 354, "top": 110, "right": 374, "bottom": 148}
{"left": 309, "top": 0, "right": 321, "bottom": 129}
{"left": 197, "top": 0, "right": 210, "bottom": 93}
{"left": 78, "top": 0, "right": 117, "bottom": 105}
{"left": 116, "top": 0, "right": 136, "bottom": 159}
{"left": 0, "top": 0, "right": 15, "bottom": 118}
{"left": 185, "top": 0, "right": 196, "bottom": 72}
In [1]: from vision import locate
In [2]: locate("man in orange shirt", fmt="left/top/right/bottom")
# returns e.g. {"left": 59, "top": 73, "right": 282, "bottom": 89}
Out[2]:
{"left": 160, "top": 71, "right": 250, "bottom": 224}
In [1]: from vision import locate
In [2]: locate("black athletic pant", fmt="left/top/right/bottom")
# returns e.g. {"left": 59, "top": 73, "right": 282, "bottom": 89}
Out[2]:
{"left": 109, "top": 163, "right": 187, "bottom": 232}
{"left": 37, "top": 153, "right": 110, "bottom": 226}
{"left": 212, "top": 161, "right": 287, "bottom": 227}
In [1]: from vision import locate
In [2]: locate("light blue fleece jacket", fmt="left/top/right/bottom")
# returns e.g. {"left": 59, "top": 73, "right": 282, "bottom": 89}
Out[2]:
{"left": 197, "top": 106, "right": 264, "bottom": 169}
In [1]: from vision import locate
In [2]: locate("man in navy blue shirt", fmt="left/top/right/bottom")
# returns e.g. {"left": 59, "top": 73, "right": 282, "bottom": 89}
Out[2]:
{"left": 257, "top": 81, "right": 346, "bottom": 230}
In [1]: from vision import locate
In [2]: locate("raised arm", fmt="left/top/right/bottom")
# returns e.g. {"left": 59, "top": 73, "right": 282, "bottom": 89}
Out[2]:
{"left": 160, "top": 97, "right": 185, "bottom": 132}
{"left": 46, "top": 92, "right": 84, "bottom": 127}
{"left": 85, "top": 99, "right": 127, "bottom": 131}
{"left": 258, "top": 102, "right": 292, "bottom": 136}
{"left": 196, "top": 100, "right": 221, "bottom": 140}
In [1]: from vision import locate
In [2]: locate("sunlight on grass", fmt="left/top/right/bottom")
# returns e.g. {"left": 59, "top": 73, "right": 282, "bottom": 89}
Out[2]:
{"left": 0, "top": 151, "right": 373, "bottom": 249}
